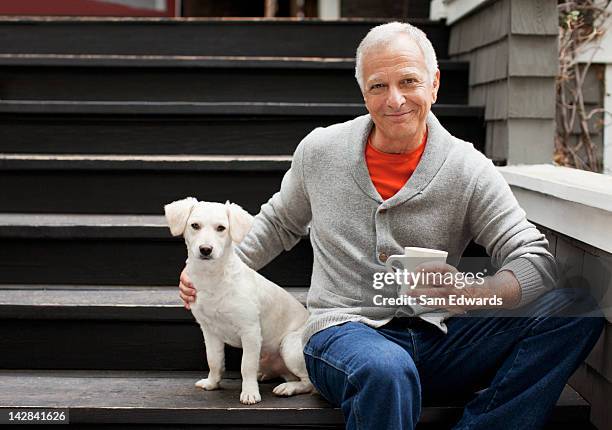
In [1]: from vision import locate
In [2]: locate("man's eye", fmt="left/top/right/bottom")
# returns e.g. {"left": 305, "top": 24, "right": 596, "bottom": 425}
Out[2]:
{"left": 401, "top": 78, "right": 416, "bottom": 85}
{"left": 191, "top": 223, "right": 200, "bottom": 230}
{"left": 216, "top": 225, "right": 226, "bottom": 232}
{"left": 371, "top": 83, "right": 385, "bottom": 90}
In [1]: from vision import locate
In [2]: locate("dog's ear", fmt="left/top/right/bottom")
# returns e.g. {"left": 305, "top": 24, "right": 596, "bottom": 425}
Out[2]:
{"left": 164, "top": 197, "right": 198, "bottom": 236}
{"left": 225, "top": 201, "right": 254, "bottom": 243}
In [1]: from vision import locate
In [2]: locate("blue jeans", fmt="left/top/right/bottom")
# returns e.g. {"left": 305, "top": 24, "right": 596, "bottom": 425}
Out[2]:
{"left": 303, "top": 288, "right": 605, "bottom": 430}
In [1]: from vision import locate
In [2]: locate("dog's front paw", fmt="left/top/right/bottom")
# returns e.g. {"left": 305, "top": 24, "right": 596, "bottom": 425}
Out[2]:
{"left": 195, "top": 378, "right": 220, "bottom": 390}
{"left": 240, "top": 388, "right": 261, "bottom": 404}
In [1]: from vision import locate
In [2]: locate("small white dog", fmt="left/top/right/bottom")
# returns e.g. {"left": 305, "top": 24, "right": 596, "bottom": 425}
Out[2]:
{"left": 164, "top": 197, "right": 314, "bottom": 404}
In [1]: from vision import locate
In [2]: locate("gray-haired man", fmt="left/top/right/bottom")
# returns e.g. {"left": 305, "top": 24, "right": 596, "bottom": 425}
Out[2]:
{"left": 179, "top": 22, "right": 604, "bottom": 429}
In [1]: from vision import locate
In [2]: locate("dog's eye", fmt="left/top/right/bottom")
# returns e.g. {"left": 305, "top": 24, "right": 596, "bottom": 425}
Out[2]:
{"left": 191, "top": 223, "right": 200, "bottom": 230}
{"left": 216, "top": 225, "right": 226, "bottom": 232}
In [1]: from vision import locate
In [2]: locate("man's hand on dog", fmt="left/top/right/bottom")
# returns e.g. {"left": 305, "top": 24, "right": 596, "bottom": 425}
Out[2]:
{"left": 179, "top": 266, "right": 196, "bottom": 310}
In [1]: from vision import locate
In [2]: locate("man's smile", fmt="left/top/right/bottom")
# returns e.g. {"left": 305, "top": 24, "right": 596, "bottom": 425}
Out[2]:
{"left": 384, "top": 111, "right": 414, "bottom": 122}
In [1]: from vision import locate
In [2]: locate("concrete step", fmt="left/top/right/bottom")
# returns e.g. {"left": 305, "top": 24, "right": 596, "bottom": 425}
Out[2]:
{"left": 0, "top": 17, "right": 450, "bottom": 58}
{"left": 0, "top": 369, "right": 591, "bottom": 428}
{"left": 0, "top": 55, "right": 469, "bottom": 105}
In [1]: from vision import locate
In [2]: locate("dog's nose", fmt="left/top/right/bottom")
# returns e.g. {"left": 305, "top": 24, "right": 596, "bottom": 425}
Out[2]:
{"left": 199, "top": 246, "right": 213, "bottom": 257}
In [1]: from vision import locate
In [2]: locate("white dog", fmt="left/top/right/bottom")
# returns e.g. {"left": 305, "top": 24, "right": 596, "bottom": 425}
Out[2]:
{"left": 164, "top": 197, "right": 314, "bottom": 404}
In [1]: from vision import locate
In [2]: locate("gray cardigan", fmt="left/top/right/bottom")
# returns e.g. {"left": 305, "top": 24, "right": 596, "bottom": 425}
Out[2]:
{"left": 235, "top": 112, "right": 557, "bottom": 346}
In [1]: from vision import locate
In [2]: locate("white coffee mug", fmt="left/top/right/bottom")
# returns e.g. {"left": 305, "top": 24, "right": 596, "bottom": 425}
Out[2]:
{"left": 385, "top": 247, "right": 448, "bottom": 288}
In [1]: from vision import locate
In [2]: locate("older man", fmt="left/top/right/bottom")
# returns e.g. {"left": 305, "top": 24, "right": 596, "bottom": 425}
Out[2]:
{"left": 179, "top": 22, "right": 603, "bottom": 429}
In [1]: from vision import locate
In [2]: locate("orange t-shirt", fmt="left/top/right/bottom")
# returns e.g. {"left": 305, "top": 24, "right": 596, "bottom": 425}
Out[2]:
{"left": 365, "top": 129, "right": 427, "bottom": 200}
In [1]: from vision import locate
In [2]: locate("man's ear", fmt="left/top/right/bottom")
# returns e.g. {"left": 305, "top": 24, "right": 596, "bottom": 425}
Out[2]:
{"left": 164, "top": 197, "right": 198, "bottom": 236}
{"left": 225, "top": 201, "right": 254, "bottom": 243}
{"left": 431, "top": 69, "right": 440, "bottom": 104}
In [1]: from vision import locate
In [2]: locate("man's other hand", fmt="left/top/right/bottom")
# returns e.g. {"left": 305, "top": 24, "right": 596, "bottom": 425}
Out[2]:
{"left": 406, "top": 261, "right": 492, "bottom": 314}
{"left": 179, "top": 267, "right": 196, "bottom": 310}
{"left": 404, "top": 261, "right": 520, "bottom": 313}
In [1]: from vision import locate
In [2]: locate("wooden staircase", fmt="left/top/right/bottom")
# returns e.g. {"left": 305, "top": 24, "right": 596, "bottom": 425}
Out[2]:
{"left": 0, "top": 16, "right": 591, "bottom": 429}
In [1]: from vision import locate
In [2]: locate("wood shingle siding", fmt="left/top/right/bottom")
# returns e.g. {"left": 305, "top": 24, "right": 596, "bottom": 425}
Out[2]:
{"left": 448, "top": 0, "right": 558, "bottom": 164}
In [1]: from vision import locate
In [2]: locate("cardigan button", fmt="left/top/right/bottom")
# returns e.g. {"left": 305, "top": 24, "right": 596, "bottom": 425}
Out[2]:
{"left": 379, "top": 252, "right": 388, "bottom": 262}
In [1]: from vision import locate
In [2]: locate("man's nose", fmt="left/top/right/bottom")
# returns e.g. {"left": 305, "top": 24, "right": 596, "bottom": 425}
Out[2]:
{"left": 386, "top": 86, "right": 406, "bottom": 109}
{"left": 199, "top": 246, "right": 213, "bottom": 256}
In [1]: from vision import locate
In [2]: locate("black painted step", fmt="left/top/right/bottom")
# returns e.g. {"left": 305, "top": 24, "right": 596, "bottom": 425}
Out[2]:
{"left": 0, "top": 286, "right": 307, "bottom": 371}
{"left": 0, "top": 56, "right": 468, "bottom": 105}
{"left": 0, "top": 155, "right": 291, "bottom": 214}
{"left": 0, "top": 370, "right": 591, "bottom": 427}
{"left": 0, "top": 214, "right": 313, "bottom": 286}
{"left": 0, "top": 17, "right": 450, "bottom": 58}
{"left": 0, "top": 285, "right": 308, "bottom": 321}
{"left": 0, "top": 214, "right": 489, "bottom": 286}
{"left": 0, "top": 102, "right": 485, "bottom": 155}
{"left": 0, "top": 370, "right": 343, "bottom": 425}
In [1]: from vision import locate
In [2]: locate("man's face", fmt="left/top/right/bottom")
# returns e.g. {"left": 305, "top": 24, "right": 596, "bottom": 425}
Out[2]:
{"left": 362, "top": 34, "right": 440, "bottom": 143}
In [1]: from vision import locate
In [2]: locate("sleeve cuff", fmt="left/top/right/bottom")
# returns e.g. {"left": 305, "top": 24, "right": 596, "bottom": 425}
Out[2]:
{"left": 499, "top": 257, "right": 545, "bottom": 308}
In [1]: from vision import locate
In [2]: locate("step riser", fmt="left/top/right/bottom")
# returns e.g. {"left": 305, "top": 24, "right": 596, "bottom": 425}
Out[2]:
{"left": 0, "top": 237, "right": 313, "bottom": 286}
{"left": 0, "top": 113, "right": 484, "bottom": 155}
{"left": 0, "top": 20, "right": 449, "bottom": 58}
{"left": 0, "top": 320, "right": 241, "bottom": 371}
{"left": 0, "top": 169, "right": 290, "bottom": 214}
{"left": 0, "top": 238, "right": 486, "bottom": 286}
{"left": 0, "top": 114, "right": 324, "bottom": 155}
{"left": 0, "top": 66, "right": 468, "bottom": 105}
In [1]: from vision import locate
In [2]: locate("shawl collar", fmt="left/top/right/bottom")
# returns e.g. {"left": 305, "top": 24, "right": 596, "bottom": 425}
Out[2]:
{"left": 347, "top": 111, "right": 453, "bottom": 207}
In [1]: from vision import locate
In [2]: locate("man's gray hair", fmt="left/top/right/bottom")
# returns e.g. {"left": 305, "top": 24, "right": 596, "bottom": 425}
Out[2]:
{"left": 355, "top": 22, "right": 438, "bottom": 92}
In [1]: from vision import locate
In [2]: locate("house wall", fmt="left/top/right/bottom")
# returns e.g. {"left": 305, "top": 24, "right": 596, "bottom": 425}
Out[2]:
{"left": 447, "top": 0, "right": 558, "bottom": 165}
{"left": 539, "top": 225, "right": 612, "bottom": 430}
